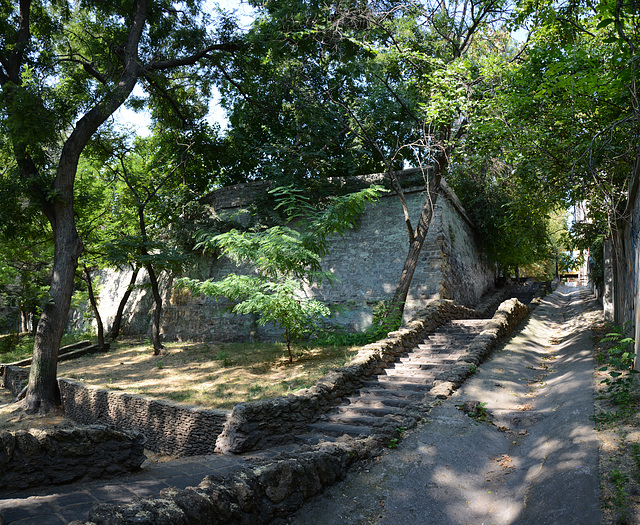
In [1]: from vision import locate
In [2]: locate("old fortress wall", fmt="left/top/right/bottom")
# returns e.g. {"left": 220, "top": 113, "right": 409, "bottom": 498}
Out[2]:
{"left": 84, "top": 169, "right": 495, "bottom": 343}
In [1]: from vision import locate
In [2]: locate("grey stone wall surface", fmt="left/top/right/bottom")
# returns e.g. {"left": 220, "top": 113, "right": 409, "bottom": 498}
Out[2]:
{"left": 0, "top": 425, "right": 145, "bottom": 491}
{"left": 80, "top": 170, "right": 494, "bottom": 344}
{"left": 58, "top": 379, "right": 229, "bottom": 457}
{"left": 0, "top": 365, "right": 28, "bottom": 395}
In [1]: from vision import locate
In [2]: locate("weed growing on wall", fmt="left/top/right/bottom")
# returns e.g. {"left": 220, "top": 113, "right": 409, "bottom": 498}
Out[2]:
{"left": 598, "top": 323, "right": 638, "bottom": 412}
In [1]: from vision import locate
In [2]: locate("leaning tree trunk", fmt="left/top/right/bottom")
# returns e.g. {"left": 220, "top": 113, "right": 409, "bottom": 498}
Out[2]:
{"left": 83, "top": 265, "right": 105, "bottom": 350}
{"left": 386, "top": 177, "right": 441, "bottom": 322}
{"left": 385, "top": 163, "right": 444, "bottom": 323}
{"left": 23, "top": 186, "right": 83, "bottom": 413}
{"left": 109, "top": 265, "right": 140, "bottom": 340}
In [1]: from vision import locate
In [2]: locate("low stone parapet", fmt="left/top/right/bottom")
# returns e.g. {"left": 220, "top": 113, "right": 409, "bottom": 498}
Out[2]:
{"left": 58, "top": 380, "right": 229, "bottom": 457}
{"left": 215, "top": 299, "right": 481, "bottom": 454}
{"left": 0, "top": 425, "right": 145, "bottom": 491}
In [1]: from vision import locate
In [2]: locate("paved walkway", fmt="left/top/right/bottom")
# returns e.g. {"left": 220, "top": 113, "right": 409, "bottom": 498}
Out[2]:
{"left": 290, "top": 285, "right": 602, "bottom": 524}
{"left": 1, "top": 285, "right": 602, "bottom": 524}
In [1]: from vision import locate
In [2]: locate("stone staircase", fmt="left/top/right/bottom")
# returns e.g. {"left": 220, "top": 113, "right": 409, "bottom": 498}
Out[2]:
{"left": 298, "top": 319, "right": 490, "bottom": 444}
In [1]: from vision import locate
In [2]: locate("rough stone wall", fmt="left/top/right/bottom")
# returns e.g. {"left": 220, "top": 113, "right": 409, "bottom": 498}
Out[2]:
{"left": 0, "top": 367, "right": 227, "bottom": 457}
{"left": 86, "top": 172, "right": 492, "bottom": 343}
{"left": 215, "top": 299, "right": 481, "bottom": 454}
{"left": 58, "top": 380, "right": 229, "bottom": 456}
{"left": 0, "top": 425, "right": 145, "bottom": 491}
{"left": 0, "top": 364, "right": 28, "bottom": 395}
{"left": 79, "top": 296, "right": 531, "bottom": 525}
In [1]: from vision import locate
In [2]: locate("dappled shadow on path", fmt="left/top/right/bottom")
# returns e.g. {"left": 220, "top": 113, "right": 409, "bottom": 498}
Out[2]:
{"left": 289, "top": 286, "right": 602, "bottom": 525}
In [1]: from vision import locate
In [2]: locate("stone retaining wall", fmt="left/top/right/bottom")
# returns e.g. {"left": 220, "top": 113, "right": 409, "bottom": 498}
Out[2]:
{"left": 0, "top": 368, "right": 229, "bottom": 457}
{"left": 215, "top": 299, "right": 481, "bottom": 454}
{"left": 79, "top": 297, "right": 531, "bottom": 525}
{"left": 0, "top": 365, "right": 28, "bottom": 396}
{"left": 58, "top": 380, "right": 229, "bottom": 457}
{"left": 0, "top": 425, "right": 145, "bottom": 491}
{"left": 72, "top": 171, "right": 494, "bottom": 343}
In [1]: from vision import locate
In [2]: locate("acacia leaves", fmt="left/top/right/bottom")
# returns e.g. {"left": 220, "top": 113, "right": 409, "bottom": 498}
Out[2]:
{"left": 178, "top": 184, "right": 384, "bottom": 360}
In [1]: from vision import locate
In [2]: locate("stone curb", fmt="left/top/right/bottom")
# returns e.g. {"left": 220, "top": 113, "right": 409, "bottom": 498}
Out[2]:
{"left": 79, "top": 296, "right": 530, "bottom": 525}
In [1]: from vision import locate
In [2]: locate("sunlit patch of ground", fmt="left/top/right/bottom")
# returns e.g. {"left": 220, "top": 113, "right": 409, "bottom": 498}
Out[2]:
{"left": 56, "top": 338, "right": 359, "bottom": 410}
{"left": 0, "top": 393, "right": 70, "bottom": 432}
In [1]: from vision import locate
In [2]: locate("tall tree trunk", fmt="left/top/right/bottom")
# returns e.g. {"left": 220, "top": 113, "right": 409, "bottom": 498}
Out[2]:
{"left": 23, "top": 189, "right": 83, "bottom": 413}
{"left": 109, "top": 265, "right": 140, "bottom": 340}
{"left": 83, "top": 265, "right": 105, "bottom": 350}
{"left": 138, "top": 207, "right": 164, "bottom": 355}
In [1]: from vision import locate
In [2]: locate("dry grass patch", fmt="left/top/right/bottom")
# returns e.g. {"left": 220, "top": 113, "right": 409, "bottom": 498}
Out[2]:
{"left": 57, "top": 338, "right": 359, "bottom": 410}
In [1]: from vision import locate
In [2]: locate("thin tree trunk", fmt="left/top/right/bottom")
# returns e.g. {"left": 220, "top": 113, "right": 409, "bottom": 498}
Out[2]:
{"left": 146, "top": 263, "right": 164, "bottom": 355}
{"left": 138, "top": 207, "right": 164, "bottom": 355}
{"left": 386, "top": 169, "right": 442, "bottom": 322}
{"left": 83, "top": 265, "right": 105, "bottom": 350}
{"left": 109, "top": 265, "right": 140, "bottom": 340}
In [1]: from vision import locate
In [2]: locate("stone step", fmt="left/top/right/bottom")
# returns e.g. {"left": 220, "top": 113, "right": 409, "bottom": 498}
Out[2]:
{"left": 411, "top": 347, "right": 467, "bottom": 356}
{"left": 324, "top": 412, "right": 382, "bottom": 427}
{"left": 434, "top": 330, "right": 485, "bottom": 337}
{"left": 415, "top": 344, "right": 472, "bottom": 351}
{"left": 397, "top": 354, "right": 459, "bottom": 364}
{"left": 353, "top": 387, "right": 426, "bottom": 400}
{"left": 340, "top": 401, "right": 410, "bottom": 415}
{"left": 391, "top": 361, "right": 456, "bottom": 371}
{"left": 345, "top": 395, "right": 416, "bottom": 408}
{"left": 295, "top": 433, "right": 339, "bottom": 446}
{"left": 376, "top": 372, "right": 435, "bottom": 384}
{"left": 306, "top": 421, "right": 371, "bottom": 437}
{"left": 361, "top": 378, "right": 432, "bottom": 390}
{"left": 423, "top": 336, "right": 476, "bottom": 343}
{"left": 381, "top": 367, "right": 438, "bottom": 379}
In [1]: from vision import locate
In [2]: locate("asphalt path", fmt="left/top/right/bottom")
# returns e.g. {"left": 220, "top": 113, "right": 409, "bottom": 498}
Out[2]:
{"left": 289, "top": 285, "right": 602, "bottom": 525}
